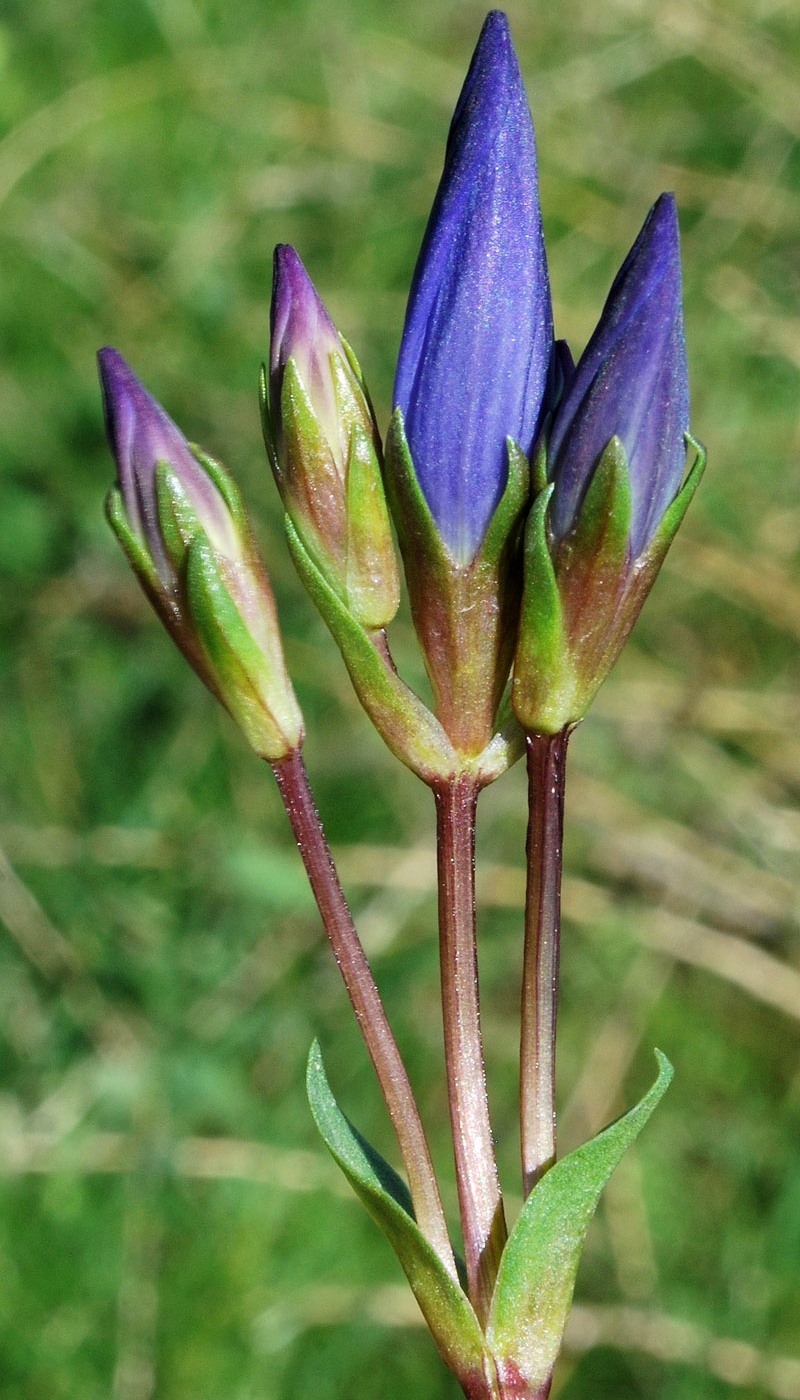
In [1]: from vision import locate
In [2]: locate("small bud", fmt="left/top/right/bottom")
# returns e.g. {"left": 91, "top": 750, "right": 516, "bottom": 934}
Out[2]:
{"left": 513, "top": 195, "right": 705, "bottom": 734}
{"left": 265, "top": 246, "right": 399, "bottom": 631}
{"left": 99, "top": 347, "right": 304, "bottom": 761}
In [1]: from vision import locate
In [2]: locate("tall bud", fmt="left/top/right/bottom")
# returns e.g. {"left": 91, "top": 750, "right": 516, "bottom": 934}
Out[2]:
{"left": 99, "top": 347, "right": 304, "bottom": 761}
{"left": 385, "top": 9, "right": 554, "bottom": 756}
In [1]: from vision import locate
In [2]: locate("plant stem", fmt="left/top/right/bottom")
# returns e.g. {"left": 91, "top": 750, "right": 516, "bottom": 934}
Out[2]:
{"left": 520, "top": 729, "right": 571, "bottom": 1197}
{"left": 272, "top": 749, "right": 457, "bottom": 1281}
{"left": 435, "top": 775, "right": 506, "bottom": 1322}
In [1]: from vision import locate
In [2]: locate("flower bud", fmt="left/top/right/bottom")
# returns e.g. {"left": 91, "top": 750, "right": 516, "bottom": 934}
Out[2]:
{"left": 392, "top": 9, "right": 553, "bottom": 567}
{"left": 264, "top": 246, "right": 399, "bottom": 631}
{"left": 513, "top": 195, "right": 705, "bottom": 734}
{"left": 99, "top": 347, "right": 304, "bottom": 761}
{"left": 384, "top": 10, "right": 553, "bottom": 756}
{"left": 548, "top": 194, "right": 689, "bottom": 556}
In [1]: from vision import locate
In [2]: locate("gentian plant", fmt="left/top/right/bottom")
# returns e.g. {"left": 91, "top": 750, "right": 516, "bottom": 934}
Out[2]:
{"left": 99, "top": 11, "right": 704, "bottom": 1398}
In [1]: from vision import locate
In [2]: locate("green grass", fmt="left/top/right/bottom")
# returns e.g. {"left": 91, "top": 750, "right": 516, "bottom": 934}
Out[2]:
{"left": 1, "top": 0, "right": 800, "bottom": 1396}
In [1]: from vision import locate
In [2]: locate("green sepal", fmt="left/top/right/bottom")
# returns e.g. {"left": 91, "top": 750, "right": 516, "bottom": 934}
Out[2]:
{"left": 155, "top": 461, "right": 200, "bottom": 570}
{"left": 471, "top": 696, "right": 526, "bottom": 787}
{"left": 344, "top": 418, "right": 401, "bottom": 629}
{"left": 188, "top": 442, "right": 249, "bottom": 530}
{"left": 515, "top": 437, "right": 635, "bottom": 734}
{"left": 339, "top": 332, "right": 372, "bottom": 403}
{"left": 383, "top": 408, "right": 452, "bottom": 575}
{"left": 481, "top": 437, "right": 531, "bottom": 569}
{"left": 285, "top": 515, "right": 457, "bottom": 782}
{"left": 185, "top": 532, "right": 302, "bottom": 761}
{"left": 384, "top": 411, "right": 529, "bottom": 760}
{"left": 307, "top": 1043, "right": 490, "bottom": 1388}
{"left": 154, "top": 452, "right": 249, "bottom": 576}
{"left": 512, "top": 483, "right": 576, "bottom": 736}
{"left": 640, "top": 432, "right": 706, "bottom": 568}
{"left": 105, "top": 485, "right": 161, "bottom": 596}
{"left": 531, "top": 436, "right": 548, "bottom": 495}
{"left": 565, "top": 434, "right": 632, "bottom": 579}
{"left": 280, "top": 357, "right": 341, "bottom": 498}
{"left": 486, "top": 1051, "right": 673, "bottom": 1392}
{"left": 384, "top": 411, "right": 528, "bottom": 580}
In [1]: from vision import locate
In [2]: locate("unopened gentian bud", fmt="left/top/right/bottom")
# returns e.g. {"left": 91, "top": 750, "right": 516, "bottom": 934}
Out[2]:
{"left": 548, "top": 193, "right": 689, "bottom": 556}
{"left": 513, "top": 194, "right": 705, "bottom": 735}
{"left": 384, "top": 10, "right": 553, "bottom": 757}
{"left": 264, "top": 246, "right": 399, "bottom": 632}
{"left": 99, "top": 347, "right": 304, "bottom": 761}
{"left": 392, "top": 8, "right": 553, "bottom": 566}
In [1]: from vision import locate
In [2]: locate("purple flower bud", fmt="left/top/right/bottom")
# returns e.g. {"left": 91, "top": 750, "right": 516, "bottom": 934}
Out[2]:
{"left": 269, "top": 245, "right": 349, "bottom": 467}
{"left": 98, "top": 347, "right": 239, "bottom": 586}
{"left": 393, "top": 10, "right": 553, "bottom": 565}
{"left": 99, "top": 347, "right": 304, "bottom": 760}
{"left": 548, "top": 194, "right": 689, "bottom": 557}
{"left": 267, "top": 245, "right": 400, "bottom": 631}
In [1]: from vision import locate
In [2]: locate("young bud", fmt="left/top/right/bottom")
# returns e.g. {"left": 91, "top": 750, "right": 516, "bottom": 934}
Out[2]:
{"left": 99, "top": 347, "right": 303, "bottom": 761}
{"left": 264, "top": 246, "right": 399, "bottom": 631}
{"left": 513, "top": 196, "right": 705, "bottom": 735}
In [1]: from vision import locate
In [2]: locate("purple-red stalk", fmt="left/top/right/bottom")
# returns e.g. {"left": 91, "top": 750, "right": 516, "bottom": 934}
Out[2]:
{"left": 520, "top": 729, "right": 571, "bottom": 1196}
{"left": 271, "top": 749, "right": 456, "bottom": 1279}
{"left": 435, "top": 775, "right": 507, "bottom": 1322}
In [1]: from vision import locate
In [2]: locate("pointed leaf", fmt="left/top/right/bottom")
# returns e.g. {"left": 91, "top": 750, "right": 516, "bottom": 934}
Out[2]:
{"left": 487, "top": 1051, "right": 673, "bottom": 1391}
{"left": 307, "top": 1043, "right": 489, "bottom": 1388}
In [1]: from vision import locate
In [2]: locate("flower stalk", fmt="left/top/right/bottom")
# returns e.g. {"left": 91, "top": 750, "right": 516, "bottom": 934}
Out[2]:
{"left": 520, "top": 729, "right": 571, "bottom": 1197}
{"left": 272, "top": 749, "right": 457, "bottom": 1280}
{"left": 435, "top": 775, "right": 506, "bottom": 1320}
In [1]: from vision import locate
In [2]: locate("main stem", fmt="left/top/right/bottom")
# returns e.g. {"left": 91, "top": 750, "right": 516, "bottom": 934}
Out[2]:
{"left": 520, "top": 729, "right": 571, "bottom": 1197}
{"left": 435, "top": 775, "right": 506, "bottom": 1322}
{"left": 272, "top": 749, "right": 456, "bottom": 1281}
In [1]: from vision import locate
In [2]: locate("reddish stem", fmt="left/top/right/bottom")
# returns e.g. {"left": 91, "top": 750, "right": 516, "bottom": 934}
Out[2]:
{"left": 272, "top": 749, "right": 456, "bottom": 1280}
{"left": 520, "top": 729, "right": 571, "bottom": 1196}
{"left": 435, "top": 775, "right": 507, "bottom": 1322}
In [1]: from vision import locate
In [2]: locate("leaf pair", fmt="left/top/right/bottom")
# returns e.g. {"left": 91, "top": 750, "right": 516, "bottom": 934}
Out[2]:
{"left": 308, "top": 1042, "right": 672, "bottom": 1396}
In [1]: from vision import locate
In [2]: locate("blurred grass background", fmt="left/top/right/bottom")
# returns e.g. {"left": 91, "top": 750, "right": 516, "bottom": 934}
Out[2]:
{"left": 1, "top": 0, "right": 799, "bottom": 1395}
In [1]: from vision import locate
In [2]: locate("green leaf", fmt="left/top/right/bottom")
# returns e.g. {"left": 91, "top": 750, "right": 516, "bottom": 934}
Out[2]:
{"left": 306, "top": 1043, "right": 490, "bottom": 1390}
{"left": 487, "top": 1051, "right": 673, "bottom": 1391}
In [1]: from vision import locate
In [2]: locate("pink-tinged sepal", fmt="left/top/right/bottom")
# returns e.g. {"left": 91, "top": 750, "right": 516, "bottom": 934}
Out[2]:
{"left": 384, "top": 408, "right": 530, "bottom": 760}
{"left": 513, "top": 433, "right": 706, "bottom": 734}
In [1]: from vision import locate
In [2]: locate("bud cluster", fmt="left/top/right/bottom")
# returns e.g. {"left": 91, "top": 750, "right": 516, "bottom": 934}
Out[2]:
{"left": 99, "top": 10, "right": 703, "bottom": 770}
